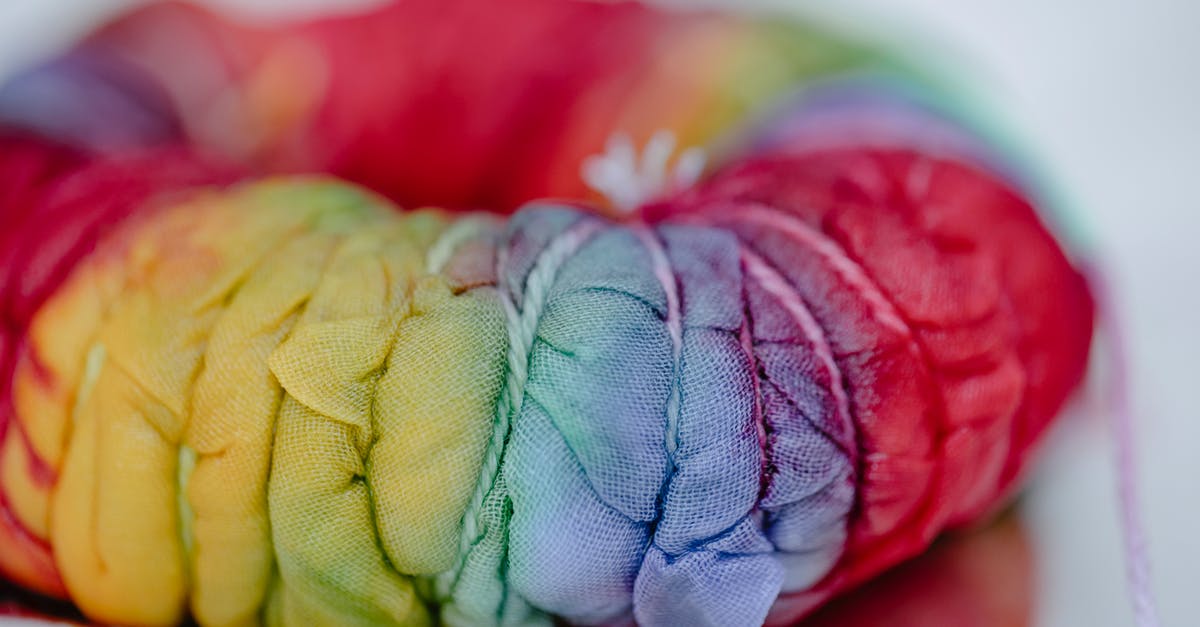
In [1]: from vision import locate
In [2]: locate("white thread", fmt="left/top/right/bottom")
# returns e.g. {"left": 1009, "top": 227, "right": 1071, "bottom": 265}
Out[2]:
{"left": 582, "top": 130, "right": 707, "bottom": 212}
{"left": 634, "top": 227, "right": 683, "bottom": 464}
{"left": 441, "top": 218, "right": 603, "bottom": 598}
{"left": 738, "top": 206, "right": 910, "bottom": 338}
{"left": 426, "top": 216, "right": 495, "bottom": 274}
{"left": 741, "top": 247, "right": 854, "bottom": 453}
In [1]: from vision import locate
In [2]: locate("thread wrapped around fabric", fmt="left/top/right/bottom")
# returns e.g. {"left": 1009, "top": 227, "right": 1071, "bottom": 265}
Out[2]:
{"left": 0, "top": 141, "right": 1093, "bottom": 626}
{"left": 0, "top": 0, "right": 1095, "bottom": 625}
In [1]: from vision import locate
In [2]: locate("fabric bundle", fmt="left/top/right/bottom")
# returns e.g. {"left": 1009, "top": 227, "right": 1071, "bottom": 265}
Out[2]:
{"left": 0, "top": 1, "right": 1094, "bottom": 626}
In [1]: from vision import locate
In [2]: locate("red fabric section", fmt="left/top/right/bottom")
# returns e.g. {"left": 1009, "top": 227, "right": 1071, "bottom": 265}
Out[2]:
{"left": 651, "top": 146, "right": 1094, "bottom": 619}
{"left": 77, "top": 0, "right": 670, "bottom": 211}
{"left": 299, "top": 0, "right": 663, "bottom": 210}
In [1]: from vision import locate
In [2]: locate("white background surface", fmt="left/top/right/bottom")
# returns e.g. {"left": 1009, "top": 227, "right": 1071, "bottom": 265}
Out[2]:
{"left": 0, "top": 1, "right": 1195, "bottom": 626}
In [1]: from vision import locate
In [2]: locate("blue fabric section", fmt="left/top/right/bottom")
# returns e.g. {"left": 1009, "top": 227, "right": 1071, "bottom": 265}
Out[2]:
{"left": 630, "top": 226, "right": 782, "bottom": 626}
{"left": 458, "top": 207, "right": 857, "bottom": 624}
{"left": 505, "top": 216, "right": 672, "bottom": 623}
{"left": 635, "top": 520, "right": 782, "bottom": 627}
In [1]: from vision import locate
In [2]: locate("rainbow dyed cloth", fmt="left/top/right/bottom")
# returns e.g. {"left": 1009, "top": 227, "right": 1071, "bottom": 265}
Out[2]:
{"left": 0, "top": 1, "right": 1093, "bottom": 626}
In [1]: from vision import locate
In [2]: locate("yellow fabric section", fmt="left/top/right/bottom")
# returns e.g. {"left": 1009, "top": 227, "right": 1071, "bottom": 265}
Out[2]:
{"left": 23, "top": 178, "right": 504, "bottom": 626}
{"left": 50, "top": 180, "right": 365, "bottom": 625}
{"left": 265, "top": 214, "right": 440, "bottom": 627}
{"left": 184, "top": 229, "right": 340, "bottom": 627}
{"left": 15, "top": 259, "right": 124, "bottom": 470}
{"left": 4, "top": 259, "right": 127, "bottom": 542}
{"left": 51, "top": 351, "right": 187, "bottom": 625}
{"left": 369, "top": 277, "right": 507, "bottom": 575}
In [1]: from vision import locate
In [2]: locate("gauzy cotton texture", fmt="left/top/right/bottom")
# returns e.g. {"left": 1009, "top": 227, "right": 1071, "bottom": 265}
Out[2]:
{"left": 0, "top": 0, "right": 1094, "bottom": 625}
{"left": 0, "top": 140, "right": 1093, "bottom": 627}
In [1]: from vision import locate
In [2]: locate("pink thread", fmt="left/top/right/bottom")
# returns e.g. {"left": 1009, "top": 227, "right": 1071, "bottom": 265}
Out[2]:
{"left": 633, "top": 226, "right": 683, "bottom": 461}
{"left": 738, "top": 206, "right": 910, "bottom": 338}
{"left": 740, "top": 246, "right": 854, "bottom": 452}
{"left": 1088, "top": 264, "right": 1161, "bottom": 627}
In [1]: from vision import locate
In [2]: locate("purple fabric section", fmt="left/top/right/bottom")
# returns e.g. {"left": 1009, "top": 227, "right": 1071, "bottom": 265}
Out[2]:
{"left": 495, "top": 206, "right": 857, "bottom": 626}
{"left": 0, "top": 50, "right": 181, "bottom": 152}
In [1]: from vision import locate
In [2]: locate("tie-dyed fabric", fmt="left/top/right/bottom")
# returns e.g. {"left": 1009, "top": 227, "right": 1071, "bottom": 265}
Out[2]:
{"left": 0, "top": 1, "right": 1094, "bottom": 626}
{"left": 0, "top": 0, "right": 918, "bottom": 211}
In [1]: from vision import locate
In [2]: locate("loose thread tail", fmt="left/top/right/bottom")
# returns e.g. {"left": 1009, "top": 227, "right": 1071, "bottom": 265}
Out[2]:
{"left": 1088, "top": 264, "right": 1162, "bottom": 627}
